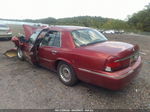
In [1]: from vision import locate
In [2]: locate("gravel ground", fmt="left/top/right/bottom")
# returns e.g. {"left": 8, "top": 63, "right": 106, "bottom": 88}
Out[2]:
{"left": 0, "top": 34, "right": 150, "bottom": 109}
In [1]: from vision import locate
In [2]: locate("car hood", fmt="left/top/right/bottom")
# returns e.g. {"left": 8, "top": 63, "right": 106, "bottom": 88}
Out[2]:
{"left": 82, "top": 41, "right": 139, "bottom": 58}
{"left": 23, "top": 24, "right": 46, "bottom": 40}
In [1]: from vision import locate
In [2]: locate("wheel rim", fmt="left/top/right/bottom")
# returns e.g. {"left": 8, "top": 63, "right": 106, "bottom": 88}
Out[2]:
{"left": 18, "top": 48, "right": 23, "bottom": 58}
{"left": 59, "top": 64, "right": 71, "bottom": 82}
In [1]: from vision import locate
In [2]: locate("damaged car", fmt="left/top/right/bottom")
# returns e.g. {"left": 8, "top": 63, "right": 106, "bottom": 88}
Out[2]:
{"left": 11, "top": 25, "right": 142, "bottom": 90}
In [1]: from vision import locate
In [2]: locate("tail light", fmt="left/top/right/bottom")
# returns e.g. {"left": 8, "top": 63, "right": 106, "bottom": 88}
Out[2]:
{"left": 105, "top": 56, "right": 130, "bottom": 72}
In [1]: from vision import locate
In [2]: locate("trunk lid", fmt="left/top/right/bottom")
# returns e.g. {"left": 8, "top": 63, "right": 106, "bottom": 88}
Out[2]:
{"left": 82, "top": 41, "right": 139, "bottom": 71}
{"left": 82, "top": 41, "right": 139, "bottom": 58}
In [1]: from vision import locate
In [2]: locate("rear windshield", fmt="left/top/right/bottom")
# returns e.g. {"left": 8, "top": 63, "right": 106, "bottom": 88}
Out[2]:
{"left": 72, "top": 29, "right": 107, "bottom": 47}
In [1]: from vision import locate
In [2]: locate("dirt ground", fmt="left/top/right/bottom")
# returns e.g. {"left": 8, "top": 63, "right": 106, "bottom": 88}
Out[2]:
{"left": 0, "top": 34, "right": 150, "bottom": 109}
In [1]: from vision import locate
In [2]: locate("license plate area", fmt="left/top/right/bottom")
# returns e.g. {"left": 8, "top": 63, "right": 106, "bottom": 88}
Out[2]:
{"left": 130, "top": 52, "right": 139, "bottom": 65}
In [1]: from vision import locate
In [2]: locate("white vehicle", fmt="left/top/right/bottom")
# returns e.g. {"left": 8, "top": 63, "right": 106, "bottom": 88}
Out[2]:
{"left": 104, "top": 30, "right": 115, "bottom": 34}
{"left": 0, "top": 24, "right": 12, "bottom": 40}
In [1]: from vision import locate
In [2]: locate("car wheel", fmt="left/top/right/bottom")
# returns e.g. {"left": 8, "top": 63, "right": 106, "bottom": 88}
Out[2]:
{"left": 17, "top": 47, "right": 24, "bottom": 60}
{"left": 57, "top": 61, "right": 78, "bottom": 86}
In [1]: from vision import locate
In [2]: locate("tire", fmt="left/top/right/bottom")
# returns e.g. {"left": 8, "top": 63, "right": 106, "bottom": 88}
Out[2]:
{"left": 57, "top": 61, "right": 78, "bottom": 86}
{"left": 17, "top": 47, "right": 24, "bottom": 61}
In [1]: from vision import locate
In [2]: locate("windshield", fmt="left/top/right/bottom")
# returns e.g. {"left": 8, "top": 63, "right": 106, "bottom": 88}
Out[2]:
{"left": 72, "top": 29, "right": 107, "bottom": 47}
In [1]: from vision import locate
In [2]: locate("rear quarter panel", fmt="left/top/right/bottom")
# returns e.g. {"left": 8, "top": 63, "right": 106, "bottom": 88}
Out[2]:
{"left": 57, "top": 47, "right": 109, "bottom": 81}
{"left": 58, "top": 30, "right": 109, "bottom": 80}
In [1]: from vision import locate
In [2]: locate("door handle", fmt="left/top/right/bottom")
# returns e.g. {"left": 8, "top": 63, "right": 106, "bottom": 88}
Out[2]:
{"left": 51, "top": 50, "right": 58, "bottom": 54}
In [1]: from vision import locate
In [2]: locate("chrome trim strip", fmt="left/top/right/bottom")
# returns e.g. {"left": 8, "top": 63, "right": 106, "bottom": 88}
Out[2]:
{"left": 78, "top": 68, "right": 134, "bottom": 79}
{"left": 39, "top": 57, "right": 54, "bottom": 62}
{"left": 115, "top": 52, "right": 139, "bottom": 62}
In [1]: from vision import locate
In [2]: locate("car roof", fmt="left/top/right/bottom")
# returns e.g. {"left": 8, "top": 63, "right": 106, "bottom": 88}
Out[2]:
{"left": 47, "top": 25, "right": 90, "bottom": 31}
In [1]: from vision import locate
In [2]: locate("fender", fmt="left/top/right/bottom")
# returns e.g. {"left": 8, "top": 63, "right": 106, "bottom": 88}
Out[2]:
{"left": 56, "top": 57, "right": 73, "bottom": 65}
{"left": 11, "top": 36, "right": 24, "bottom": 48}
{"left": 55, "top": 58, "right": 80, "bottom": 78}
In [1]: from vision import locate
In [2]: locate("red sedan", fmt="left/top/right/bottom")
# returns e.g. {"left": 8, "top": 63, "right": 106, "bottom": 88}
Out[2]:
{"left": 12, "top": 25, "right": 142, "bottom": 90}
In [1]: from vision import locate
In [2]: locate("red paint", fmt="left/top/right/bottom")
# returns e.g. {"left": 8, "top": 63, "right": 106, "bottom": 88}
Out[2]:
{"left": 23, "top": 24, "right": 47, "bottom": 40}
{"left": 12, "top": 25, "right": 142, "bottom": 90}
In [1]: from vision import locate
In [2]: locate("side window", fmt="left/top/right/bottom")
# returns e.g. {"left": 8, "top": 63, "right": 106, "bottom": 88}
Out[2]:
{"left": 29, "top": 30, "right": 41, "bottom": 44}
{"left": 52, "top": 32, "right": 61, "bottom": 47}
{"left": 40, "top": 35, "right": 51, "bottom": 46}
{"left": 41, "top": 31, "right": 61, "bottom": 47}
{"left": 38, "top": 30, "right": 48, "bottom": 39}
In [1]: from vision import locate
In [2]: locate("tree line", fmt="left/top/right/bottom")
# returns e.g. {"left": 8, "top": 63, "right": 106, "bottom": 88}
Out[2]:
{"left": 1, "top": 3, "right": 149, "bottom": 32}
{"left": 23, "top": 16, "right": 131, "bottom": 31}
{"left": 23, "top": 2, "right": 150, "bottom": 32}
{"left": 128, "top": 3, "right": 150, "bottom": 32}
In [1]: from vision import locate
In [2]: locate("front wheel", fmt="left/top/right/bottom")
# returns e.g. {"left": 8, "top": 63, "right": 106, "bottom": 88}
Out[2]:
{"left": 17, "top": 47, "right": 24, "bottom": 60}
{"left": 57, "top": 61, "right": 78, "bottom": 86}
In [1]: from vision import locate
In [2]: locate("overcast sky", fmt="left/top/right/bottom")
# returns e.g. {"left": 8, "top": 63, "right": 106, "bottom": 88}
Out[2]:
{"left": 0, "top": 0, "right": 149, "bottom": 20}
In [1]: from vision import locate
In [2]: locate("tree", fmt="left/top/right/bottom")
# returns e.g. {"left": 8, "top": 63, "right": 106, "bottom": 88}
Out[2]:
{"left": 128, "top": 3, "right": 150, "bottom": 32}
{"left": 102, "top": 19, "right": 130, "bottom": 30}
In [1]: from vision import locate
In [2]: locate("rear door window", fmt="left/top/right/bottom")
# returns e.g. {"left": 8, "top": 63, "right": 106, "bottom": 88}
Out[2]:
{"left": 40, "top": 31, "right": 61, "bottom": 47}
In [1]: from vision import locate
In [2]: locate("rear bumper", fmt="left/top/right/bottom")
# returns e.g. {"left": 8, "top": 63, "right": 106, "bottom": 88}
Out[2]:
{"left": 77, "top": 56, "right": 142, "bottom": 90}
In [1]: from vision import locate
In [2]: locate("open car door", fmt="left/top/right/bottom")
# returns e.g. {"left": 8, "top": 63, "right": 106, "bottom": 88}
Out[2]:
{"left": 11, "top": 24, "right": 48, "bottom": 64}
{"left": 23, "top": 29, "right": 42, "bottom": 64}
{"left": 22, "top": 25, "right": 47, "bottom": 64}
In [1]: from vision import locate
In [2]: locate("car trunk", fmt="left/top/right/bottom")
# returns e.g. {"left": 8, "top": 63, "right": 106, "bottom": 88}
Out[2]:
{"left": 82, "top": 41, "right": 139, "bottom": 71}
